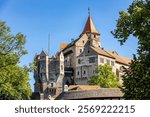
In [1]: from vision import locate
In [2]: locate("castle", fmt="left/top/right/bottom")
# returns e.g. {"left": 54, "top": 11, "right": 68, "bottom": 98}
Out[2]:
{"left": 33, "top": 13, "right": 131, "bottom": 100}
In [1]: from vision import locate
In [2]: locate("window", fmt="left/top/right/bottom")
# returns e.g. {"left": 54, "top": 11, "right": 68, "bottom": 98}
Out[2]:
{"left": 88, "top": 41, "right": 90, "bottom": 45}
{"left": 89, "top": 57, "right": 95, "bottom": 63}
{"left": 65, "top": 60, "right": 67, "bottom": 65}
{"left": 83, "top": 41, "right": 84, "bottom": 44}
{"left": 100, "top": 58, "right": 104, "bottom": 63}
{"left": 80, "top": 49, "right": 82, "bottom": 53}
{"left": 69, "top": 58, "right": 71, "bottom": 66}
{"left": 41, "top": 56, "right": 45, "bottom": 59}
{"left": 116, "top": 69, "right": 119, "bottom": 77}
{"left": 61, "top": 65, "right": 63, "bottom": 70}
{"left": 78, "top": 59, "right": 81, "bottom": 64}
{"left": 77, "top": 71, "right": 80, "bottom": 75}
{"left": 111, "top": 61, "right": 114, "bottom": 66}
{"left": 60, "top": 55, "right": 63, "bottom": 59}
{"left": 51, "top": 83, "right": 53, "bottom": 87}
{"left": 83, "top": 71, "right": 86, "bottom": 75}
{"left": 107, "top": 60, "right": 110, "bottom": 65}
{"left": 88, "top": 50, "right": 90, "bottom": 53}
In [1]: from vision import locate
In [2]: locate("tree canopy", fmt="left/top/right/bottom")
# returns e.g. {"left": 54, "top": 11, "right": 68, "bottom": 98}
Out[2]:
{"left": 0, "top": 21, "right": 32, "bottom": 99}
{"left": 112, "top": 0, "right": 150, "bottom": 99}
{"left": 88, "top": 64, "right": 121, "bottom": 88}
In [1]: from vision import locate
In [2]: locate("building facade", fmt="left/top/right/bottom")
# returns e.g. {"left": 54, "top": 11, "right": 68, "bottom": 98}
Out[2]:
{"left": 33, "top": 14, "right": 131, "bottom": 99}
{"left": 34, "top": 51, "right": 64, "bottom": 99}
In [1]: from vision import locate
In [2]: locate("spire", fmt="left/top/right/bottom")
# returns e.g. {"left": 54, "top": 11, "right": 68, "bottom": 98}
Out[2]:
{"left": 82, "top": 12, "right": 99, "bottom": 35}
{"left": 88, "top": 7, "right": 90, "bottom": 16}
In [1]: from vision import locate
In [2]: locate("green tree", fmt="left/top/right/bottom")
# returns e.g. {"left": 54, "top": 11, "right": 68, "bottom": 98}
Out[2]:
{"left": 112, "top": 0, "right": 150, "bottom": 99}
{"left": 88, "top": 64, "right": 121, "bottom": 88}
{"left": 0, "top": 21, "right": 32, "bottom": 99}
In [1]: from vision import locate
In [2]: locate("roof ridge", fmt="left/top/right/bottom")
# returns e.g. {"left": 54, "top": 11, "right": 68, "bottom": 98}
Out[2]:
{"left": 102, "top": 48, "right": 116, "bottom": 58}
{"left": 90, "top": 46, "right": 115, "bottom": 59}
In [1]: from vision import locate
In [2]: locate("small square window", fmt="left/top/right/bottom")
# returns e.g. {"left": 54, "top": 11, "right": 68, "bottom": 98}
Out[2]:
{"left": 89, "top": 57, "right": 95, "bottom": 63}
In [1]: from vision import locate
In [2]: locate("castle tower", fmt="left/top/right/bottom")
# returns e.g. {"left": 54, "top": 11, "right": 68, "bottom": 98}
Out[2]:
{"left": 34, "top": 50, "right": 49, "bottom": 96}
{"left": 56, "top": 51, "right": 65, "bottom": 93}
{"left": 39, "top": 50, "right": 49, "bottom": 81}
{"left": 56, "top": 51, "right": 64, "bottom": 88}
{"left": 39, "top": 50, "right": 49, "bottom": 93}
{"left": 82, "top": 11, "right": 101, "bottom": 48}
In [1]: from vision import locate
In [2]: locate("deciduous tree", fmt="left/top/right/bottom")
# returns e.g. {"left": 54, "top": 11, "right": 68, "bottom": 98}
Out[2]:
{"left": 88, "top": 64, "right": 121, "bottom": 88}
{"left": 0, "top": 21, "right": 32, "bottom": 99}
{"left": 112, "top": 0, "right": 150, "bottom": 99}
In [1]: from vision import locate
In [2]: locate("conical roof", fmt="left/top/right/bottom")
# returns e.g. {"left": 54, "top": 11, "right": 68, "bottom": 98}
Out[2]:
{"left": 82, "top": 16, "right": 99, "bottom": 35}
{"left": 40, "top": 50, "right": 48, "bottom": 56}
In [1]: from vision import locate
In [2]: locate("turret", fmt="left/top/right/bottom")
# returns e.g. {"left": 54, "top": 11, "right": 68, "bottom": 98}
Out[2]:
{"left": 39, "top": 50, "right": 49, "bottom": 82}
{"left": 82, "top": 14, "right": 101, "bottom": 48}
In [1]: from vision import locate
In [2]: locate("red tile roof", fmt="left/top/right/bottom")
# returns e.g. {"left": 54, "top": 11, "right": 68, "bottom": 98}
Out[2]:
{"left": 82, "top": 16, "right": 100, "bottom": 35}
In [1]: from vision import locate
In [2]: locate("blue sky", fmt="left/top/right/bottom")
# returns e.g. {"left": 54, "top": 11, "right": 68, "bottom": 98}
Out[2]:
{"left": 0, "top": 0, "right": 137, "bottom": 91}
